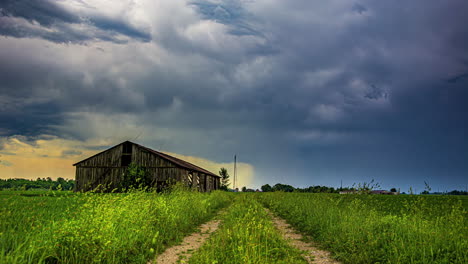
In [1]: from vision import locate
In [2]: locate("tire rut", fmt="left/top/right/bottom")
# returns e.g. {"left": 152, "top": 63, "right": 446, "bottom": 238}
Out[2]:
{"left": 149, "top": 213, "right": 223, "bottom": 264}
{"left": 266, "top": 208, "right": 341, "bottom": 264}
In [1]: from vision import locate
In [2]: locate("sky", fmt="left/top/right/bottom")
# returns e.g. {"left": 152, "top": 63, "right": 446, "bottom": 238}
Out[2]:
{"left": 0, "top": 0, "right": 467, "bottom": 192}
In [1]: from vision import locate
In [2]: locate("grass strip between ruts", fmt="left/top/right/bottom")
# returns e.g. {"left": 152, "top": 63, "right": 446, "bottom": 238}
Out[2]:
{"left": 189, "top": 194, "right": 308, "bottom": 264}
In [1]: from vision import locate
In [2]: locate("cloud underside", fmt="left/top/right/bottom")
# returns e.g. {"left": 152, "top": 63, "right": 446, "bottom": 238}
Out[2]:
{"left": 0, "top": 0, "right": 467, "bottom": 189}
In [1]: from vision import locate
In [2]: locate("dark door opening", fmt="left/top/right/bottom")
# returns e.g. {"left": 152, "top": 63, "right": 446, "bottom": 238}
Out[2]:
{"left": 121, "top": 142, "right": 133, "bottom": 166}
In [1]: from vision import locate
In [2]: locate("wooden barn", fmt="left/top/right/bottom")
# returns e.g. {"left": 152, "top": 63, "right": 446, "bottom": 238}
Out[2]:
{"left": 73, "top": 141, "right": 220, "bottom": 192}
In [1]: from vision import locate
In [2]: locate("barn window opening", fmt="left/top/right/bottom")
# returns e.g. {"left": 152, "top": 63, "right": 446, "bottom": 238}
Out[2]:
{"left": 121, "top": 142, "right": 133, "bottom": 167}
{"left": 122, "top": 142, "right": 132, "bottom": 154}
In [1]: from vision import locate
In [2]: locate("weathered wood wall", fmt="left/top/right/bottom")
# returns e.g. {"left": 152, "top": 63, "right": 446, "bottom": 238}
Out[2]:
{"left": 75, "top": 144, "right": 124, "bottom": 192}
{"left": 75, "top": 143, "right": 220, "bottom": 192}
{"left": 75, "top": 167, "right": 125, "bottom": 192}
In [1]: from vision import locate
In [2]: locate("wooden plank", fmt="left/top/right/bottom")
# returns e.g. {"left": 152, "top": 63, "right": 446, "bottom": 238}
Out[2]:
{"left": 79, "top": 145, "right": 122, "bottom": 167}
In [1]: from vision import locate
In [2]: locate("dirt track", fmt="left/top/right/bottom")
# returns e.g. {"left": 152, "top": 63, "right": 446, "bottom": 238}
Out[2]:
{"left": 150, "top": 217, "right": 222, "bottom": 264}
{"left": 150, "top": 206, "right": 340, "bottom": 264}
{"left": 266, "top": 209, "right": 341, "bottom": 264}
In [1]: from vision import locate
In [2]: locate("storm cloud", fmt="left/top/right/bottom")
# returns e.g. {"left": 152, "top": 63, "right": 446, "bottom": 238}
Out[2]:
{"left": 0, "top": 0, "right": 151, "bottom": 43}
{"left": 0, "top": 0, "right": 467, "bottom": 191}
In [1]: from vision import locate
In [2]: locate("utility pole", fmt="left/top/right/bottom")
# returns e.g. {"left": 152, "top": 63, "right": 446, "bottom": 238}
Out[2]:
{"left": 233, "top": 155, "right": 237, "bottom": 190}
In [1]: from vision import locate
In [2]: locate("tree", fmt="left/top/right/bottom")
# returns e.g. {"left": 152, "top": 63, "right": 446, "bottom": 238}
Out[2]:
{"left": 272, "top": 183, "right": 295, "bottom": 192}
{"left": 423, "top": 181, "right": 432, "bottom": 194}
{"left": 390, "top": 188, "right": 397, "bottom": 192}
{"left": 261, "top": 184, "right": 272, "bottom": 192}
{"left": 219, "top": 167, "right": 230, "bottom": 191}
{"left": 121, "top": 162, "right": 150, "bottom": 191}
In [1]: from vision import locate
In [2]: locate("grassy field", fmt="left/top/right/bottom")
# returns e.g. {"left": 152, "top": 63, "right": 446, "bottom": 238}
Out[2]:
{"left": 257, "top": 193, "right": 468, "bottom": 264}
{"left": 0, "top": 188, "right": 232, "bottom": 264}
{"left": 1, "top": 190, "right": 467, "bottom": 263}
{"left": 0, "top": 190, "right": 84, "bottom": 263}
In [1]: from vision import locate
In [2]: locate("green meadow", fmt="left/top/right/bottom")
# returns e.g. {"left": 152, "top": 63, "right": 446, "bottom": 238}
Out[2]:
{"left": 257, "top": 193, "right": 468, "bottom": 264}
{"left": 0, "top": 188, "right": 232, "bottom": 263}
{"left": 1, "top": 189, "right": 467, "bottom": 263}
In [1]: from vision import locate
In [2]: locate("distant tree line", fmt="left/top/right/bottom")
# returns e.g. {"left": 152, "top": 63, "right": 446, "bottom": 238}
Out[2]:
{"left": 0, "top": 178, "right": 75, "bottom": 191}
{"left": 445, "top": 190, "right": 468, "bottom": 195}
{"left": 254, "top": 183, "right": 467, "bottom": 195}
{"left": 260, "top": 183, "right": 340, "bottom": 193}
{"left": 420, "top": 190, "right": 468, "bottom": 195}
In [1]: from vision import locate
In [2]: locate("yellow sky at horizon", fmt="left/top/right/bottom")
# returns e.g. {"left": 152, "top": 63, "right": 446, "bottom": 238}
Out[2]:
{"left": 0, "top": 136, "right": 254, "bottom": 188}
{"left": 163, "top": 151, "right": 254, "bottom": 188}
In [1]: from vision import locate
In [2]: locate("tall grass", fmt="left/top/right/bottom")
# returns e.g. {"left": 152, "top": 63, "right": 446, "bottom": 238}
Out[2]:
{"left": 257, "top": 193, "right": 468, "bottom": 264}
{"left": 0, "top": 191, "right": 83, "bottom": 263}
{"left": 1, "top": 188, "right": 232, "bottom": 264}
{"left": 189, "top": 194, "right": 307, "bottom": 264}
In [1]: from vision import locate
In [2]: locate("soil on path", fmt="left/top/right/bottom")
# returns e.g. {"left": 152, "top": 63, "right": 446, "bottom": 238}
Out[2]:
{"left": 266, "top": 209, "right": 341, "bottom": 264}
{"left": 150, "top": 216, "right": 222, "bottom": 264}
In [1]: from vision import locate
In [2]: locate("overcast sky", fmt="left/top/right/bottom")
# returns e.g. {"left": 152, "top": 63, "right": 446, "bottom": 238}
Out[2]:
{"left": 0, "top": 0, "right": 467, "bottom": 192}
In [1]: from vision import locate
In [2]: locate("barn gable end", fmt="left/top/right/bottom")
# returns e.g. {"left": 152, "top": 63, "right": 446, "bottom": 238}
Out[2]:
{"left": 73, "top": 141, "right": 220, "bottom": 192}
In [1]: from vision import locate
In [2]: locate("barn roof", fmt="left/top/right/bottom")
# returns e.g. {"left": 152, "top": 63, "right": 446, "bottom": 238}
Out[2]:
{"left": 73, "top": 141, "right": 220, "bottom": 177}
{"left": 133, "top": 142, "right": 220, "bottom": 177}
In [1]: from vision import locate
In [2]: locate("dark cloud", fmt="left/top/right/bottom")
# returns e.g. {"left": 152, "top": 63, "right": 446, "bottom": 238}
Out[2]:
{"left": 89, "top": 16, "right": 151, "bottom": 42}
{"left": 352, "top": 3, "right": 367, "bottom": 14}
{"left": 0, "top": 102, "right": 64, "bottom": 137}
{"left": 0, "top": 0, "right": 80, "bottom": 26}
{"left": 0, "top": 0, "right": 151, "bottom": 43}
{"left": 0, "top": 0, "right": 467, "bottom": 191}
{"left": 61, "top": 149, "right": 82, "bottom": 157}
{"left": 447, "top": 72, "right": 468, "bottom": 83}
{"left": 364, "top": 85, "right": 388, "bottom": 100}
